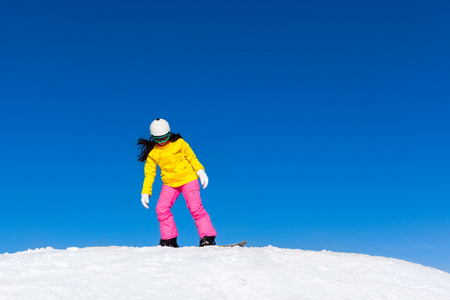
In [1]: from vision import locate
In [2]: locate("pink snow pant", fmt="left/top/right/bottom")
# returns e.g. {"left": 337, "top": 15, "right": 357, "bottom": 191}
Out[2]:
{"left": 155, "top": 179, "right": 217, "bottom": 240}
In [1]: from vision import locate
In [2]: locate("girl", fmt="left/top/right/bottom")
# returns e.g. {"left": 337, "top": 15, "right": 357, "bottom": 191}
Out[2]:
{"left": 137, "top": 118, "right": 217, "bottom": 247}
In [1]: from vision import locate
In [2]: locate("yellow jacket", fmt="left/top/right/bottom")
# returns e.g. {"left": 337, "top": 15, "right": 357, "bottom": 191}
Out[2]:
{"left": 141, "top": 138, "right": 204, "bottom": 195}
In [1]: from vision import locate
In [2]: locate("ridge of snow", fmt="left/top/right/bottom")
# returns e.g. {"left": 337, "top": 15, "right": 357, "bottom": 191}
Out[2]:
{"left": 1, "top": 246, "right": 449, "bottom": 299}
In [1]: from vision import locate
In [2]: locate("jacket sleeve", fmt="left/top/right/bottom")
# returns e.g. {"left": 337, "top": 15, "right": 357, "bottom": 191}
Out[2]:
{"left": 141, "top": 154, "right": 157, "bottom": 195}
{"left": 181, "top": 139, "right": 204, "bottom": 173}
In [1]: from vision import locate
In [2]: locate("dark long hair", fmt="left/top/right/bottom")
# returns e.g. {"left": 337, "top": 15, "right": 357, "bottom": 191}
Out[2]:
{"left": 137, "top": 133, "right": 182, "bottom": 162}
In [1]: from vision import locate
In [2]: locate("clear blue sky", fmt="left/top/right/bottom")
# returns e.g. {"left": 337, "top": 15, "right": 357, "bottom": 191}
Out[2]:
{"left": 1, "top": 0, "right": 449, "bottom": 272}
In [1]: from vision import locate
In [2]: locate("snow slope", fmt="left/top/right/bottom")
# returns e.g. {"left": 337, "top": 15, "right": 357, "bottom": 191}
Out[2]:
{"left": 1, "top": 246, "right": 449, "bottom": 299}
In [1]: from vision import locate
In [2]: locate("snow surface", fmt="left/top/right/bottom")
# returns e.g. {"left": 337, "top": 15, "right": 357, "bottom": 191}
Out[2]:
{"left": 1, "top": 246, "right": 449, "bottom": 300}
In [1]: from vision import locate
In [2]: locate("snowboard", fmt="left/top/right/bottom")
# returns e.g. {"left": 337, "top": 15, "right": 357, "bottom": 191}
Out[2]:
{"left": 218, "top": 240, "right": 247, "bottom": 248}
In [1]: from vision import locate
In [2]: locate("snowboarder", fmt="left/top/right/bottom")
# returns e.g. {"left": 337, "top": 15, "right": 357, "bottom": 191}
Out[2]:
{"left": 137, "top": 118, "right": 217, "bottom": 248}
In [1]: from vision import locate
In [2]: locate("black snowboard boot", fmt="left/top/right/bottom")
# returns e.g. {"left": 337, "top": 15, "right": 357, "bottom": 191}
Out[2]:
{"left": 199, "top": 236, "right": 216, "bottom": 247}
{"left": 159, "top": 237, "right": 179, "bottom": 248}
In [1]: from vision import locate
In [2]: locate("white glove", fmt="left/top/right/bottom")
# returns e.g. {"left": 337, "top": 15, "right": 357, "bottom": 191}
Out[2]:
{"left": 197, "top": 169, "right": 209, "bottom": 189}
{"left": 141, "top": 194, "right": 150, "bottom": 209}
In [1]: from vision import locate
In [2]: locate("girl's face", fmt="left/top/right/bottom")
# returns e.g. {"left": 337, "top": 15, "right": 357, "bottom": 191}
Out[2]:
{"left": 154, "top": 132, "right": 171, "bottom": 146}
